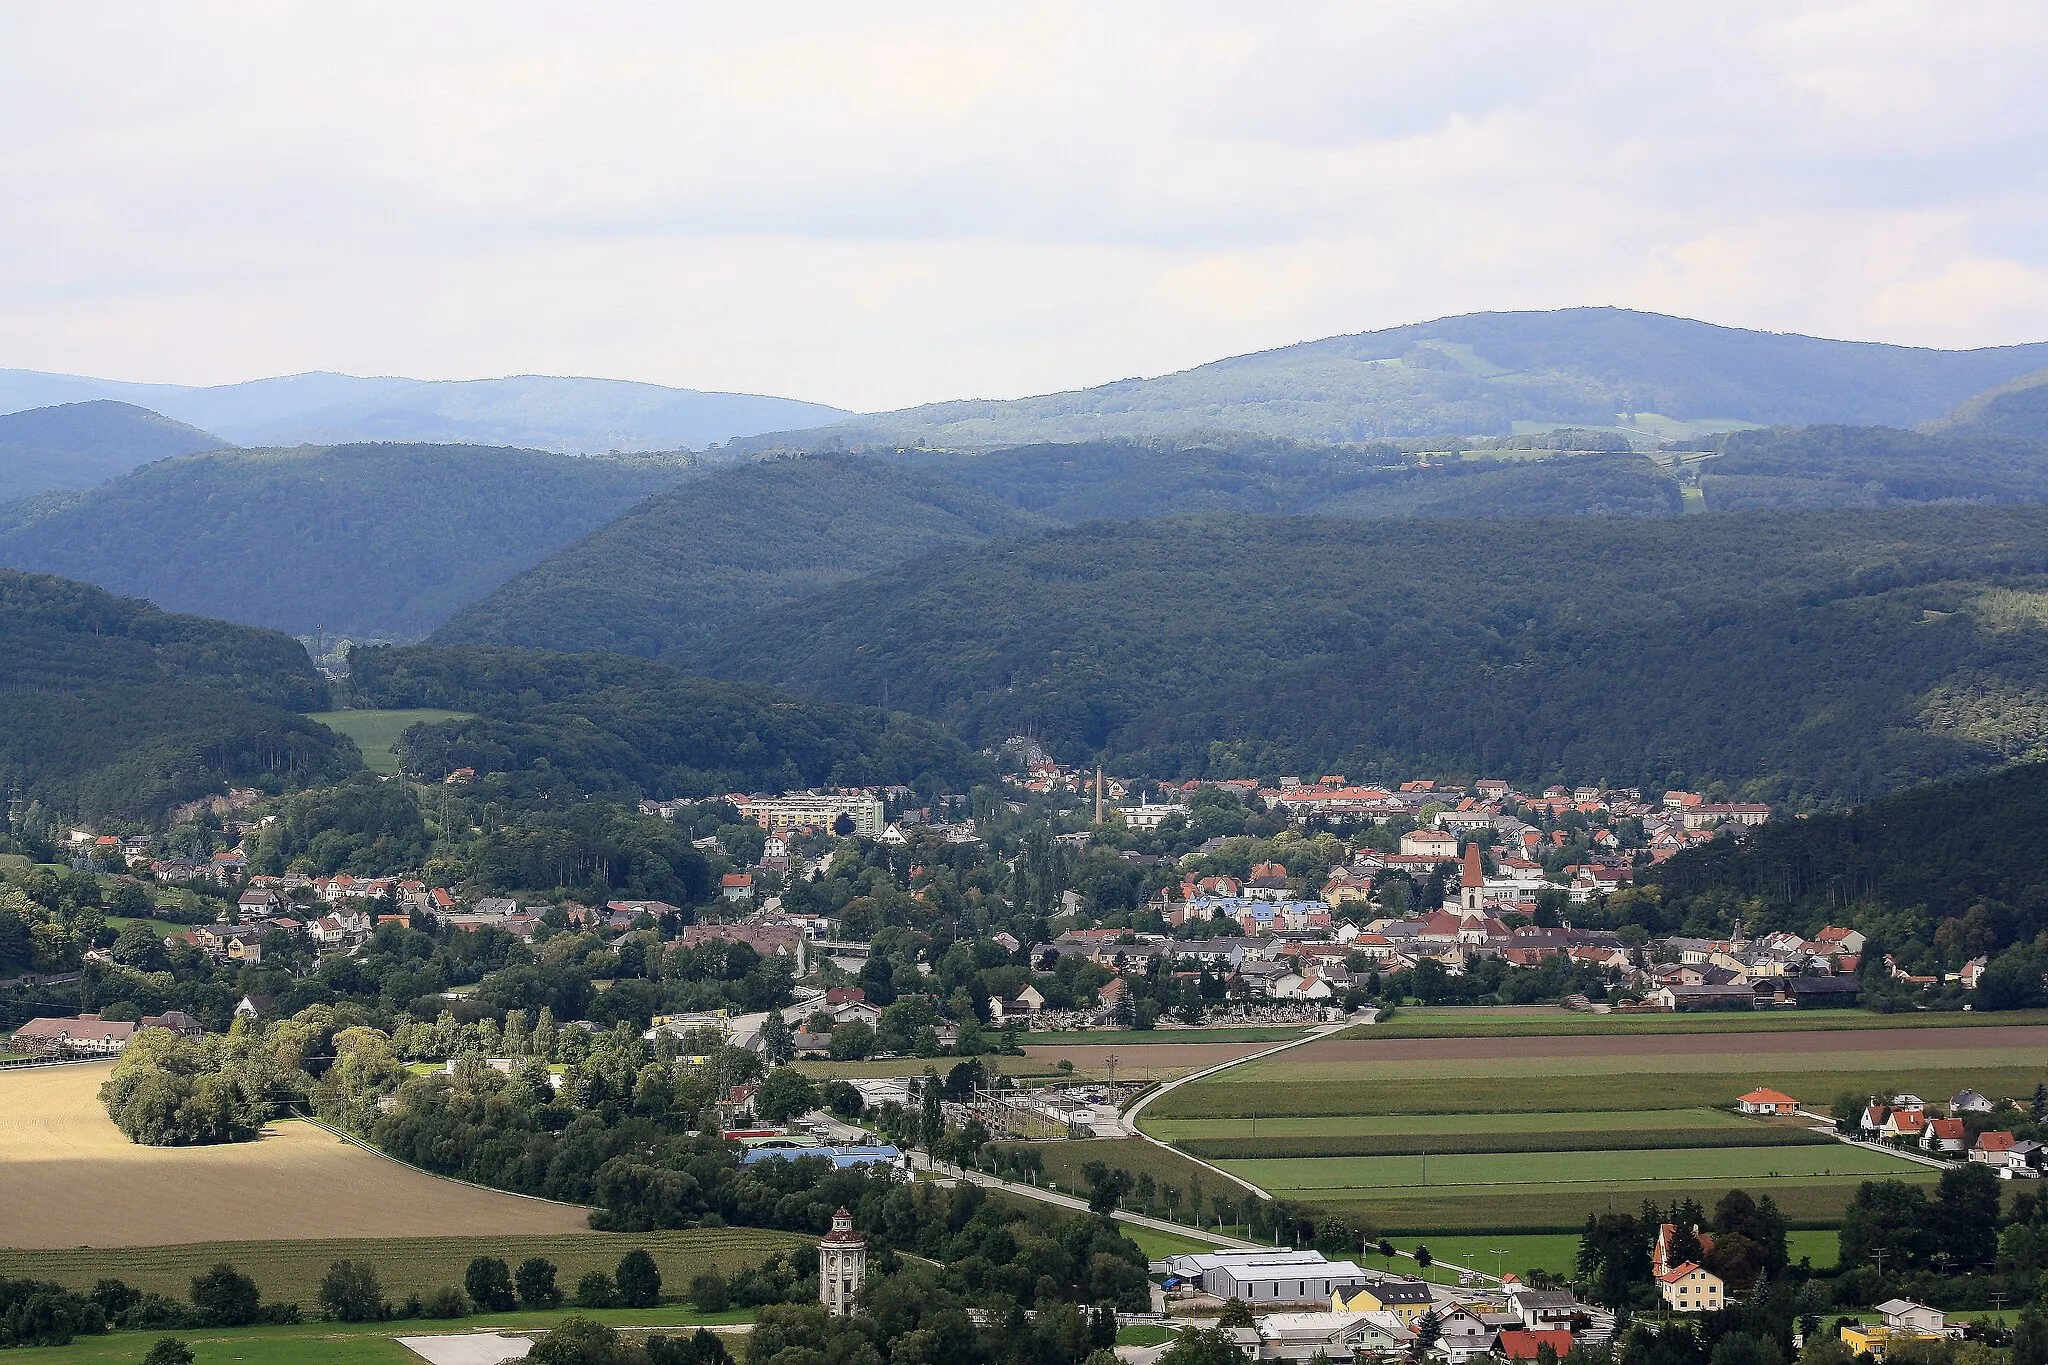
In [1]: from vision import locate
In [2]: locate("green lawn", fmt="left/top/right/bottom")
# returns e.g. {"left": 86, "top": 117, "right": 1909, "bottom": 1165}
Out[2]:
{"left": 1221, "top": 1142, "right": 1921, "bottom": 1194}
{"left": 1357, "top": 1008, "right": 2048, "bottom": 1039}
{"left": 307, "top": 709, "right": 471, "bottom": 775}
{"left": 1118, "top": 1324, "right": 1181, "bottom": 1347}
{"left": 1176, "top": 1126, "right": 1833, "bottom": 1161}
{"left": 0, "top": 1308, "right": 751, "bottom": 1365}
{"left": 1119, "top": 1225, "right": 1224, "bottom": 1259}
{"left": 1308, "top": 1174, "right": 1937, "bottom": 1234}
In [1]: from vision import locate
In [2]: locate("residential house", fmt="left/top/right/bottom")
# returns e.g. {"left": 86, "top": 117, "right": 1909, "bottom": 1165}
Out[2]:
{"left": 1922, "top": 1118, "right": 1967, "bottom": 1155}
{"left": 1400, "top": 829, "right": 1459, "bottom": 859}
{"left": 1654, "top": 1224, "right": 1714, "bottom": 1277}
{"left": 234, "top": 994, "right": 278, "bottom": 1019}
{"left": 1432, "top": 1305, "right": 1499, "bottom": 1363}
{"left": 1497, "top": 1331, "right": 1576, "bottom": 1361}
{"left": 1657, "top": 1264, "right": 1724, "bottom": 1313}
{"left": 139, "top": 1010, "right": 205, "bottom": 1039}
{"left": 1334, "top": 1278, "right": 1434, "bottom": 1325}
{"left": 1242, "top": 1311, "right": 1414, "bottom": 1362}
{"left": 721, "top": 873, "right": 755, "bottom": 904}
{"left": 1971, "top": 1131, "right": 2043, "bottom": 1178}
{"left": 1736, "top": 1088, "right": 1799, "bottom": 1116}
{"left": 10, "top": 1014, "right": 136, "bottom": 1055}
{"left": 1951, "top": 1089, "right": 1993, "bottom": 1113}
{"left": 1506, "top": 1290, "right": 1577, "bottom": 1332}
{"left": 1874, "top": 1301, "right": 1946, "bottom": 1337}
{"left": 1881, "top": 1109, "right": 1927, "bottom": 1142}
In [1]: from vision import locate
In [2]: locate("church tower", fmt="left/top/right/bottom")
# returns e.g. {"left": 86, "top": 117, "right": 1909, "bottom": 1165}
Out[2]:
{"left": 818, "top": 1206, "right": 867, "bottom": 1316}
{"left": 1459, "top": 841, "right": 1486, "bottom": 914}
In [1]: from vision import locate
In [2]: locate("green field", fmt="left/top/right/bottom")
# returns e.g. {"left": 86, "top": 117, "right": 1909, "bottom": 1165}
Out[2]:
{"left": 1220, "top": 1142, "right": 1920, "bottom": 1194}
{"left": 1179, "top": 1125, "right": 1834, "bottom": 1160}
{"left": 1117, "top": 1324, "right": 1181, "bottom": 1347}
{"left": 1119, "top": 1225, "right": 1224, "bottom": 1259}
{"left": 1143, "top": 1107, "right": 1757, "bottom": 1140}
{"left": 0, "top": 1229, "right": 808, "bottom": 1306}
{"left": 307, "top": 709, "right": 471, "bottom": 775}
{"left": 0, "top": 1308, "right": 750, "bottom": 1365}
{"left": 1309, "top": 1174, "right": 1937, "bottom": 1234}
{"left": 994, "top": 1137, "right": 1232, "bottom": 1210}
{"left": 1358, "top": 1007, "right": 2048, "bottom": 1040}
{"left": 1365, "top": 1229, "right": 1841, "bottom": 1281}
{"left": 1147, "top": 1062, "right": 2048, "bottom": 1118}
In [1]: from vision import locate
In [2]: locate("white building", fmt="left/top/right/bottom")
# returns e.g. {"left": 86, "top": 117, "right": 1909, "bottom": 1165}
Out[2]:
{"left": 819, "top": 1207, "right": 867, "bottom": 1316}
{"left": 740, "top": 793, "right": 886, "bottom": 837}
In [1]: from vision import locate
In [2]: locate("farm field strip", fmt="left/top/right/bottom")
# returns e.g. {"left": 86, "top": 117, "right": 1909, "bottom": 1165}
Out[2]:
{"left": 1211, "top": 1044, "right": 2048, "bottom": 1083}
{"left": 1147, "top": 1065, "right": 2048, "bottom": 1117}
{"left": 1359, "top": 1009, "right": 2048, "bottom": 1039}
{"left": 1388, "top": 1229, "right": 1841, "bottom": 1279}
{"left": 0, "top": 1230, "right": 809, "bottom": 1305}
{"left": 1217, "top": 1142, "right": 1921, "bottom": 1192}
{"left": 1302, "top": 1174, "right": 1938, "bottom": 1232}
{"left": 1141, "top": 1107, "right": 1754, "bottom": 1139}
{"left": 1176, "top": 1126, "right": 1833, "bottom": 1160}
{"left": 1020, "top": 1027, "right": 1310, "bottom": 1045}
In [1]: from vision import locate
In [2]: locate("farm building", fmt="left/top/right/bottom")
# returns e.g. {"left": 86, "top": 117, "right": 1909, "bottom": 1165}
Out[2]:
{"left": 1736, "top": 1088, "right": 1798, "bottom": 1116}
{"left": 1165, "top": 1250, "right": 1371, "bottom": 1305}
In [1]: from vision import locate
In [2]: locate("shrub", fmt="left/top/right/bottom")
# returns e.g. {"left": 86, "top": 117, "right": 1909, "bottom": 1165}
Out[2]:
{"left": 688, "top": 1272, "right": 729, "bottom": 1313}
{"left": 518, "top": 1256, "right": 564, "bottom": 1310}
{"left": 318, "top": 1260, "right": 389, "bottom": 1323}
{"left": 615, "top": 1250, "right": 661, "bottom": 1309}
{"left": 576, "top": 1271, "right": 617, "bottom": 1309}
{"left": 465, "top": 1257, "right": 517, "bottom": 1313}
{"left": 189, "top": 1263, "right": 260, "bottom": 1327}
{"left": 142, "top": 1339, "right": 194, "bottom": 1365}
{"left": 422, "top": 1287, "right": 471, "bottom": 1319}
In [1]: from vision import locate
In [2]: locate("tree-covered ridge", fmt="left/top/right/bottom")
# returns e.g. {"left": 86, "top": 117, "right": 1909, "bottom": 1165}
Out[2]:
{"left": 0, "top": 571, "right": 356, "bottom": 821}
{"left": 734, "top": 307, "right": 2048, "bottom": 448}
{"left": 0, "top": 442, "right": 690, "bottom": 642}
{"left": 689, "top": 506, "right": 2048, "bottom": 803}
{"left": 0, "top": 400, "right": 227, "bottom": 503}
{"left": 430, "top": 455, "right": 1044, "bottom": 660}
{"left": 1927, "top": 366, "right": 2048, "bottom": 442}
{"left": 348, "top": 644, "right": 992, "bottom": 804}
{"left": 1699, "top": 424, "right": 2048, "bottom": 511}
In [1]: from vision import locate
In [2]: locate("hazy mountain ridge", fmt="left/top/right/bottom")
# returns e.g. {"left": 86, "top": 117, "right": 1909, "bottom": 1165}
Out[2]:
{"left": 733, "top": 307, "right": 2048, "bottom": 449}
{"left": 0, "top": 369, "right": 848, "bottom": 455}
{"left": 0, "top": 400, "right": 228, "bottom": 503}
{"left": 0, "top": 443, "right": 691, "bottom": 641}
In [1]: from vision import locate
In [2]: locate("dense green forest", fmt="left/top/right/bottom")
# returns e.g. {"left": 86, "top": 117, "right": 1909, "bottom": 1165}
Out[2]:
{"left": 684, "top": 506, "right": 2048, "bottom": 803}
{"left": 431, "top": 456, "right": 1043, "bottom": 658}
{"left": 0, "top": 400, "right": 226, "bottom": 503}
{"left": 0, "top": 571, "right": 356, "bottom": 821}
{"left": 0, "top": 443, "right": 688, "bottom": 641}
{"left": 1699, "top": 424, "right": 2048, "bottom": 510}
{"left": 734, "top": 307, "right": 2048, "bottom": 448}
{"left": 349, "top": 645, "right": 991, "bottom": 804}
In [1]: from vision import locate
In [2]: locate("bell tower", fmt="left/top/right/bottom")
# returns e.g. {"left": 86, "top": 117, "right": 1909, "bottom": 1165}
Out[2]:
{"left": 818, "top": 1206, "right": 867, "bottom": 1316}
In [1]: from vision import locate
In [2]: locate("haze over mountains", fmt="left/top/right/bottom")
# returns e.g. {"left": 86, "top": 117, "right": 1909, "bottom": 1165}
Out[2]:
{"left": 0, "top": 400, "right": 227, "bottom": 503}
{"left": 0, "top": 369, "right": 847, "bottom": 455}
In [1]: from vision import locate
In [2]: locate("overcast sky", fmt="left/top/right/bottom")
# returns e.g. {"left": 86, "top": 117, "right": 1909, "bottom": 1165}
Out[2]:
{"left": 2, "top": 2, "right": 2044, "bottom": 412}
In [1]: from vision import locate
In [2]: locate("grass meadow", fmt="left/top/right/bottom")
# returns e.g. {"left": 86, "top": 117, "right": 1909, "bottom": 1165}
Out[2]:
{"left": 306, "top": 709, "right": 472, "bottom": 775}
{"left": 1217, "top": 1141, "right": 1920, "bottom": 1193}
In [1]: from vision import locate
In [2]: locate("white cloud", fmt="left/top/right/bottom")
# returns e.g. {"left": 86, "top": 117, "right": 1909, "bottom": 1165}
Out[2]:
{"left": 0, "top": 1, "right": 2041, "bottom": 409}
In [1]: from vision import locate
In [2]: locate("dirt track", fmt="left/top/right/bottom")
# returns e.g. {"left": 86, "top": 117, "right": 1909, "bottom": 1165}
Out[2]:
{"left": 1290, "top": 1025, "right": 2048, "bottom": 1064}
{"left": 0, "top": 1062, "right": 590, "bottom": 1248}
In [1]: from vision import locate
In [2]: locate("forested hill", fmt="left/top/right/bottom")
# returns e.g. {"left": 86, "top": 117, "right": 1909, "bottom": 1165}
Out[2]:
{"left": 0, "top": 443, "right": 689, "bottom": 642}
{"left": 1698, "top": 424, "right": 2048, "bottom": 510}
{"left": 347, "top": 645, "right": 991, "bottom": 805}
{"left": 735, "top": 307, "right": 2048, "bottom": 447}
{"left": 0, "top": 400, "right": 227, "bottom": 503}
{"left": 1927, "top": 368, "right": 2048, "bottom": 443}
{"left": 430, "top": 455, "right": 1045, "bottom": 659}
{"left": 1648, "top": 760, "right": 2048, "bottom": 927}
{"left": 0, "top": 571, "right": 356, "bottom": 821}
{"left": 688, "top": 505, "right": 2048, "bottom": 805}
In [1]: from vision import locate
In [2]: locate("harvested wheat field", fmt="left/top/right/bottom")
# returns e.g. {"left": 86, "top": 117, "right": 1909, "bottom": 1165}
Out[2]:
{"left": 0, "top": 1062, "right": 590, "bottom": 1248}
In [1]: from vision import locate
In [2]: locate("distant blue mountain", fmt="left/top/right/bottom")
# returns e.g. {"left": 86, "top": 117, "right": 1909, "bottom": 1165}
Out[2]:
{"left": 0, "top": 369, "right": 847, "bottom": 455}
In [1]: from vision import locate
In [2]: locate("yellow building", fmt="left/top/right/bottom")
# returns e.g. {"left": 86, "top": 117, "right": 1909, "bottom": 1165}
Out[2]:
{"left": 1333, "top": 1279, "right": 1434, "bottom": 1325}
{"left": 1840, "top": 1325, "right": 1892, "bottom": 1357}
{"left": 1656, "top": 1263, "right": 1723, "bottom": 1314}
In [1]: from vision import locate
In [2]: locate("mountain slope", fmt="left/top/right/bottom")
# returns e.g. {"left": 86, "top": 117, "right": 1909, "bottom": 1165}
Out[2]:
{"left": 0, "top": 571, "right": 355, "bottom": 821}
{"left": 0, "top": 401, "right": 228, "bottom": 502}
{"left": 347, "top": 645, "right": 991, "bottom": 805}
{"left": 740, "top": 308, "right": 2048, "bottom": 447}
{"left": 1926, "top": 368, "right": 2048, "bottom": 443}
{"left": 689, "top": 506, "right": 2048, "bottom": 804}
{"left": 430, "top": 455, "right": 1045, "bottom": 659}
{"left": 0, "top": 369, "right": 848, "bottom": 455}
{"left": 0, "top": 444, "right": 689, "bottom": 642}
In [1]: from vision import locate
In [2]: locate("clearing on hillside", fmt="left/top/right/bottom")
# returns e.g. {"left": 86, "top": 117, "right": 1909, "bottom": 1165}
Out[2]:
{"left": 307, "top": 709, "right": 471, "bottom": 775}
{"left": 0, "top": 1062, "right": 589, "bottom": 1248}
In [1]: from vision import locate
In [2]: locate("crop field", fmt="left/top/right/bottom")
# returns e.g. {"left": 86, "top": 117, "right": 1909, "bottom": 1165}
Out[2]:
{"left": 0, "top": 1229, "right": 808, "bottom": 1306}
{"left": 1120, "top": 1225, "right": 1225, "bottom": 1259}
{"left": 1018, "top": 1040, "right": 1283, "bottom": 1078}
{"left": 307, "top": 709, "right": 471, "bottom": 775}
{"left": 1020, "top": 1026, "right": 1310, "bottom": 1046}
{"left": 1371, "top": 1229, "right": 1842, "bottom": 1281}
{"left": 1361, "top": 1007, "right": 2048, "bottom": 1040}
{"left": 0, "top": 1062, "right": 590, "bottom": 1247}
{"left": 1141, "top": 1019, "right": 2035, "bottom": 1232}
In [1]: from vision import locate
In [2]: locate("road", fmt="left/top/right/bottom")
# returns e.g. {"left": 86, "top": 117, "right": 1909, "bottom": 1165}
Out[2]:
{"left": 1794, "top": 1109, "right": 1956, "bottom": 1170}
{"left": 1118, "top": 1017, "right": 1358, "bottom": 1200}
{"left": 921, "top": 1154, "right": 1260, "bottom": 1249}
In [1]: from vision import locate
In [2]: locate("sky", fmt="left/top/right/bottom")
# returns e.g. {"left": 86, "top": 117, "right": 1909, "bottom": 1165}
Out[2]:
{"left": 2, "top": 2, "right": 2045, "bottom": 413}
